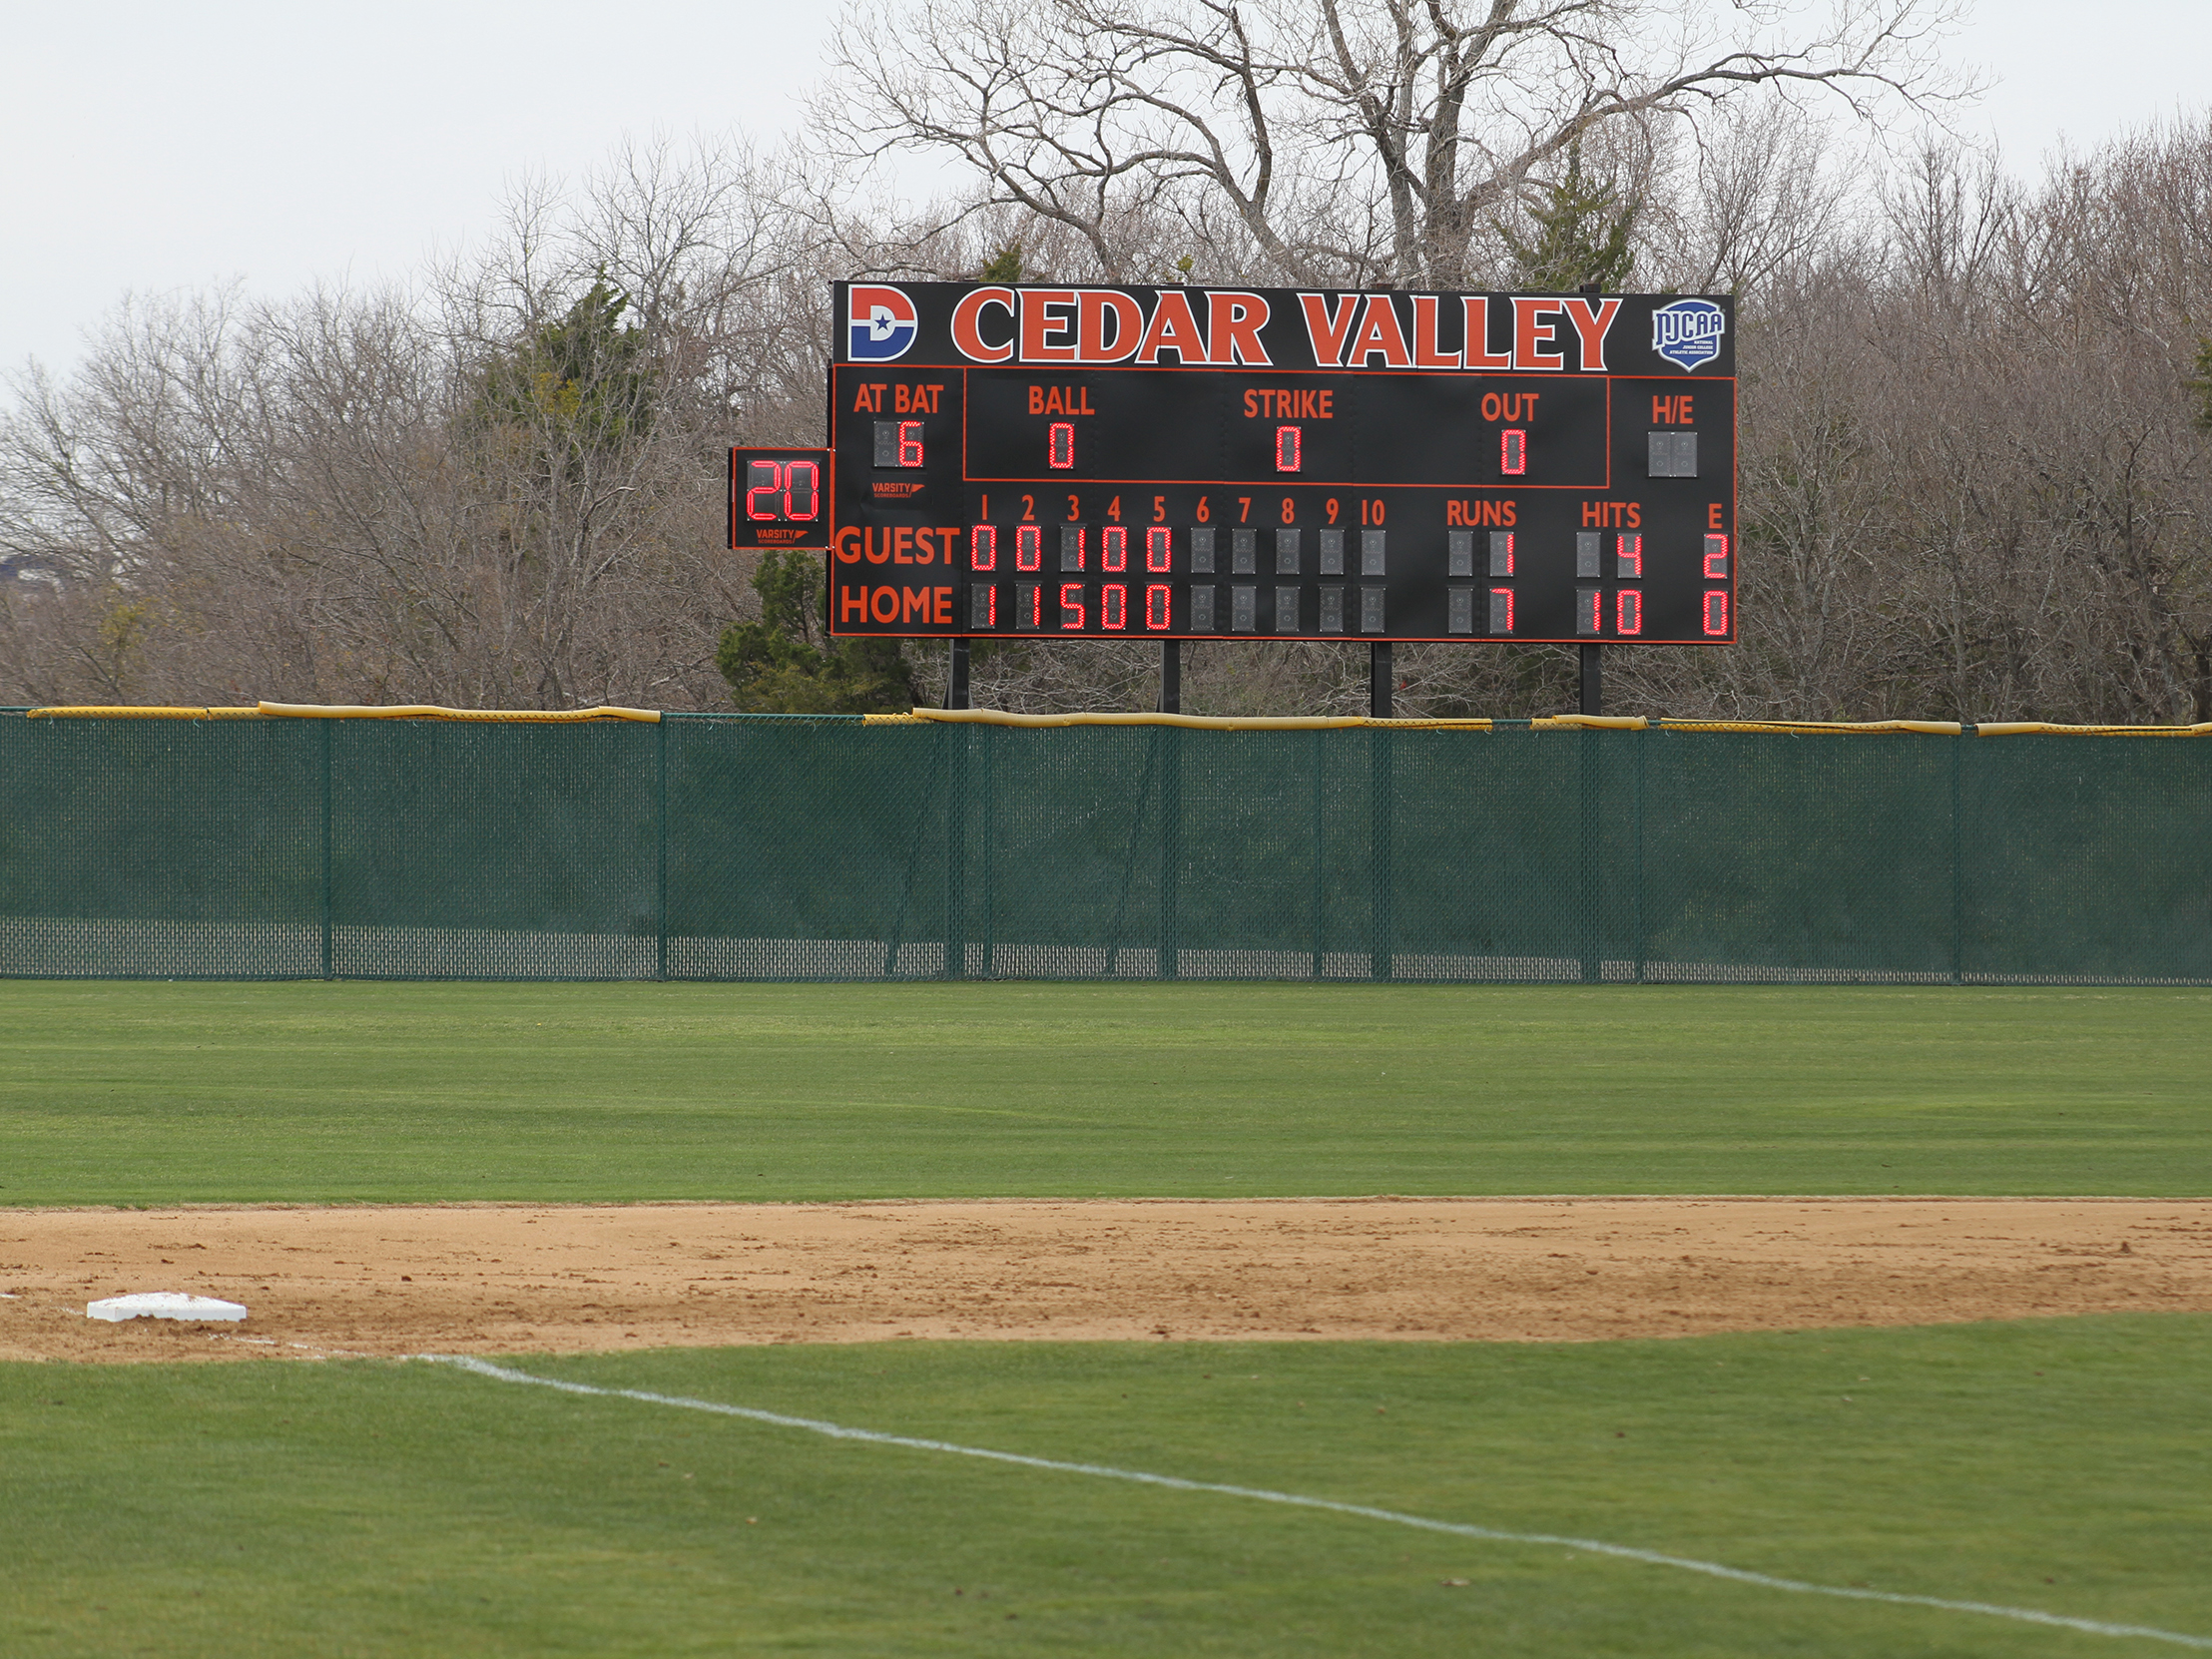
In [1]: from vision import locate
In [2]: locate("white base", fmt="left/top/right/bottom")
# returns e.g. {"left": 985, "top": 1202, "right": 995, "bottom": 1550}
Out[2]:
{"left": 87, "top": 1293, "right": 249, "bottom": 1324}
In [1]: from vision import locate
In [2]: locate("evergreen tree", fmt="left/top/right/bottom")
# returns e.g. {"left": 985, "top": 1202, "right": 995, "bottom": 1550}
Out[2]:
{"left": 1499, "top": 144, "right": 1638, "bottom": 290}
{"left": 716, "top": 549, "right": 915, "bottom": 713}
{"left": 475, "top": 276, "right": 654, "bottom": 464}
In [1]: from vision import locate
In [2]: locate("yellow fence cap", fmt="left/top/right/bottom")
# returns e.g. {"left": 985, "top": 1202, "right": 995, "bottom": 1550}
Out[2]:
{"left": 902, "top": 709, "right": 1491, "bottom": 731}
{"left": 1973, "top": 721, "right": 2212, "bottom": 737}
{"left": 19, "top": 705, "right": 2212, "bottom": 735}
{"left": 27, "top": 706, "right": 262, "bottom": 720}
{"left": 256, "top": 702, "right": 660, "bottom": 723}
{"left": 1654, "top": 719, "right": 1964, "bottom": 735}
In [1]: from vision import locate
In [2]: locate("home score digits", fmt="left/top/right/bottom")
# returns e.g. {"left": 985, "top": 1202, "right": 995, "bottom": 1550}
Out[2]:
{"left": 827, "top": 280, "right": 1736, "bottom": 645}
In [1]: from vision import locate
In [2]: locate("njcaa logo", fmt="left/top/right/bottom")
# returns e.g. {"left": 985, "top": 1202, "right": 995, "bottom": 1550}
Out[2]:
{"left": 847, "top": 284, "right": 918, "bottom": 362}
{"left": 1651, "top": 298, "right": 1726, "bottom": 371}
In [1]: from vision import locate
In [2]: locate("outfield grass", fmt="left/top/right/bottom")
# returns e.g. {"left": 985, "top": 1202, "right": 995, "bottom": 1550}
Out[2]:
{"left": 4, "top": 1317, "right": 2208, "bottom": 1656}
{"left": 3, "top": 981, "right": 2208, "bottom": 1204}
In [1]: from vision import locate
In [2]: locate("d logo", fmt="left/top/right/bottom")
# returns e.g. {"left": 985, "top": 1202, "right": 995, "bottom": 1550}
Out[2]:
{"left": 847, "top": 285, "right": 918, "bottom": 361}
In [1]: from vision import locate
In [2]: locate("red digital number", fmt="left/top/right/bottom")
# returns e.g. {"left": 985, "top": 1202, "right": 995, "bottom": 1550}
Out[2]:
{"left": 970, "top": 524, "right": 997, "bottom": 571}
{"left": 1703, "top": 590, "right": 1729, "bottom": 636}
{"left": 1276, "top": 424, "right": 1301, "bottom": 472}
{"left": 1048, "top": 422, "right": 1075, "bottom": 469}
{"left": 1101, "top": 526, "right": 1128, "bottom": 572}
{"left": 1102, "top": 584, "right": 1127, "bottom": 630}
{"left": 784, "top": 460, "right": 820, "bottom": 520}
{"left": 1618, "top": 532, "right": 1642, "bottom": 577}
{"left": 1059, "top": 582, "right": 1086, "bottom": 630}
{"left": 1616, "top": 589, "right": 1643, "bottom": 636}
{"left": 1490, "top": 587, "right": 1514, "bottom": 632}
{"left": 746, "top": 459, "right": 782, "bottom": 522}
{"left": 897, "top": 421, "right": 924, "bottom": 467}
{"left": 1015, "top": 525, "right": 1042, "bottom": 571}
{"left": 1145, "top": 527, "right": 1172, "bottom": 572}
{"left": 1704, "top": 534, "right": 1730, "bottom": 579}
{"left": 1145, "top": 583, "right": 1172, "bottom": 630}
{"left": 1583, "top": 588, "right": 1602, "bottom": 634}
{"left": 1501, "top": 428, "right": 1526, "bottom": 475}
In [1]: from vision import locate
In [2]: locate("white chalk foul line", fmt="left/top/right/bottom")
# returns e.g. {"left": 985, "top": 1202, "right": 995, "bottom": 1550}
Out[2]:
{"left": 423, "top": 1354, "right": 2210, "bottom": 1651}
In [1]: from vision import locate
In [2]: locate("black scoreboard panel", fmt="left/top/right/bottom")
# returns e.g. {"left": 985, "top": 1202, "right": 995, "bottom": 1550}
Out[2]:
{"left": 729, "top": 446, "right": 830, "bottom": 551}
{"left": 828, "top": 282, "right": 1734, "bottom": 644}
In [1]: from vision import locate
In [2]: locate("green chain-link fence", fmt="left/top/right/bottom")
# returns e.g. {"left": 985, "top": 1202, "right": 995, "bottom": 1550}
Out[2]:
{"left": 3, "top": 711, "right": 2208, "bottom": 983}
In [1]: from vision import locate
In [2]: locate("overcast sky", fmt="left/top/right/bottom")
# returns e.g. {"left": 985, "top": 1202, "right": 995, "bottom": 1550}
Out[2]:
{"left": 3, "top": 1, "right": 2206, "bottom": 381}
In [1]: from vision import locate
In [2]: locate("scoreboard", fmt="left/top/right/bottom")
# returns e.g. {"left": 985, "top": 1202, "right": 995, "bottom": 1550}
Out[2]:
{"left": 825, "top": 280, "right": 1735, "bottom": 645}
{"left": 728, "top": 446, "right": 828, "bottom": 551}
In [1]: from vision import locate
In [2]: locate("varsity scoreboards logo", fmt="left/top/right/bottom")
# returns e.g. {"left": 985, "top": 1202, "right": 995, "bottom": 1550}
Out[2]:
{"left": 1651, "top": 298, "right": 1726, "bottom": 371}
{"left": 847, "top": 285, "right": 918, "bottom": 361}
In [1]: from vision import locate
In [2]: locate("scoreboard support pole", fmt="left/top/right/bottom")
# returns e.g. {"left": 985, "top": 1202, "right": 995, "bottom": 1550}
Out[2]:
{"left": 946, "top": 638, "right": 970, "bottom": 710}
{"left": 1576, "top": 278, "right": 1608, "bottom": 724}
{"left": 1370, "top": 644, "right": 1392, "bottom": 720}
{"left": 1159, "top": 641, "right": 1182, "bottom": 715}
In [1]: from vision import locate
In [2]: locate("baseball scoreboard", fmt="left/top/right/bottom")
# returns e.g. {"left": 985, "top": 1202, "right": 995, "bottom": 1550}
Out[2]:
{"left": 737, "top": 280, "right": 1736, "bottom": 645}
{"left": 727, "top": 446, "right": 828, "bottom": 551}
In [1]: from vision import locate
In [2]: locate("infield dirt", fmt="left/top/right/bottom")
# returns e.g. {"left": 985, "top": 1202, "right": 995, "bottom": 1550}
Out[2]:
{"left": 7, "top": 1198, "right": 2212, "bottom": 1363}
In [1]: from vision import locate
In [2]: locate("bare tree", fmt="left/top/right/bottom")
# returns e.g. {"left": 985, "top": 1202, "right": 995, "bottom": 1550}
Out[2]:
{"left": 824, "top": 0, "right": 1964, "bottom": 287}
{"left": 13, "top": 106, "right": 2212, "bottom": 725}
{"left": 0, "top": 140, "right": 820, "bottom": 710}
{"left": 1645, "top": 93, "right": 1854, "bottom": 293}
{"left": 1610, "top": 120, "right": 2212, "bottom": 726}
